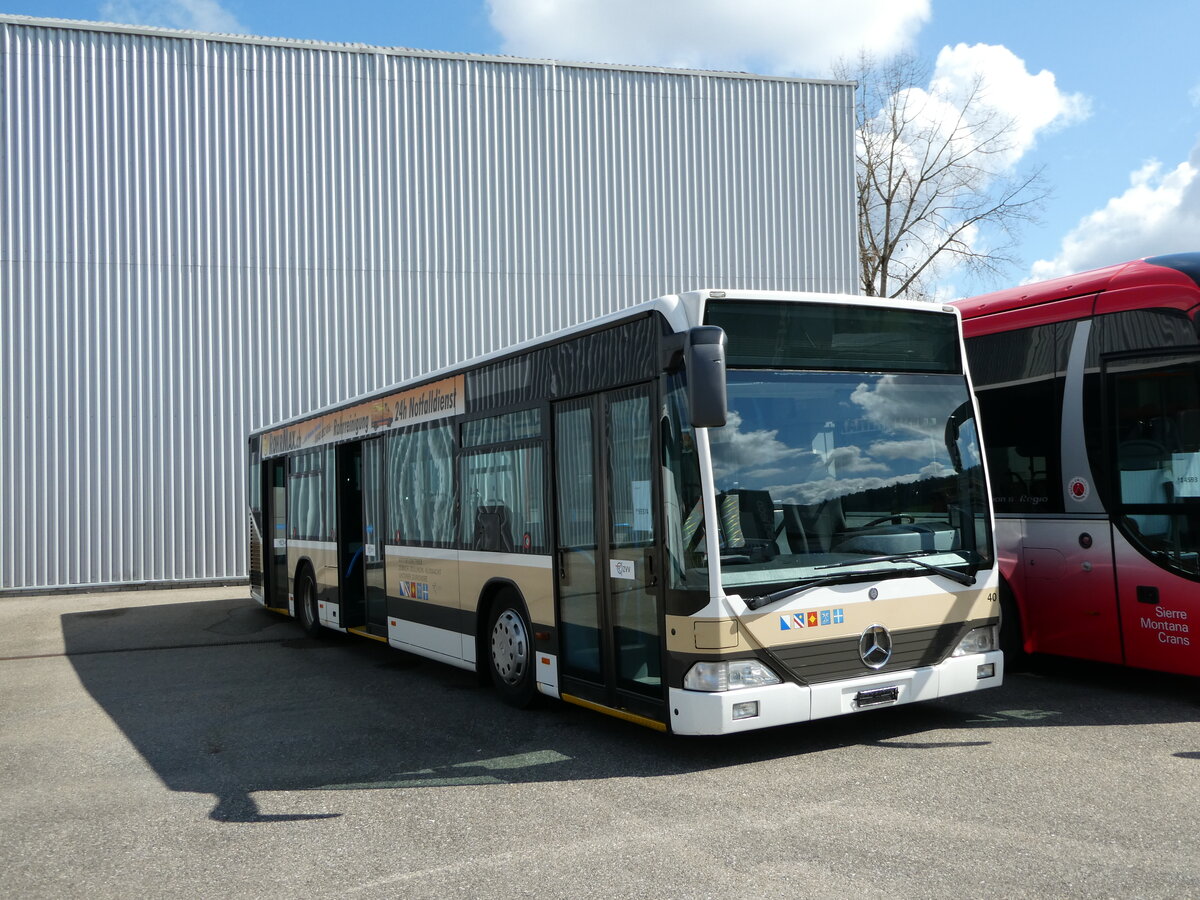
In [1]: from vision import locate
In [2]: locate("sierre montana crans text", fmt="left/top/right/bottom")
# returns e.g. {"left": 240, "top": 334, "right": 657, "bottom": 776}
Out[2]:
{"left": 1142, "top": 606, "right": 1190, "bottom": 646}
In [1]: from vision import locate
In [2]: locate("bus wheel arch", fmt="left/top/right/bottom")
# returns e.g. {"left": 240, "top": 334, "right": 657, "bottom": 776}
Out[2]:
{"left": 295, "top": 560, "right": 323, "bottom": 637}
{"left": 998, "top": 576, "right": 1028, "bottom": 669}
{"left": 479, "top": 582, "right": 538, "bottom": 708}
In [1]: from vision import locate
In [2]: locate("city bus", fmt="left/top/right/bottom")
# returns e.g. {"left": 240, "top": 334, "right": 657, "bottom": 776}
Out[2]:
{"left": 955, "top": 253, "right": 1200, "bottom": 676}
{"left": 247, "top": 290, "right": 1002, "bottom": 734}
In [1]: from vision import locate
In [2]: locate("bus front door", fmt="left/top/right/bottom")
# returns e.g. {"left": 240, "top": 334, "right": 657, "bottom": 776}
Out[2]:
{"left": 1105, "top": 348, "right": 1200, "bottom": 676}
{"left": 553, "top": 385, "right": 665, "bottom": 724}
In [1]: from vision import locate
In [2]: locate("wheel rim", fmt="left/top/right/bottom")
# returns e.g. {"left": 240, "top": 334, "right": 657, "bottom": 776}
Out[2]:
{"left": 300, "top": 577, "right": 315, "bottom": 627}
{"left": 490, "top": 609, "right": 529, "bottom": 686}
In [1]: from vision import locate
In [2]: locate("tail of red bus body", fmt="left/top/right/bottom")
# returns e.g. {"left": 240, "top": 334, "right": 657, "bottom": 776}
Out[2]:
{"left": 957, "top": 252, "right": 1200, "bottom": 678}
{"left": 998, "top": 518, "right": 1200, "bottom": 677}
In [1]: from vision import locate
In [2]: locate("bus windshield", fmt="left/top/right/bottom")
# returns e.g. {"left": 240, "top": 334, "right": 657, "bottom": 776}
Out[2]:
{"left": 685, "top": 370, "right": 992, "bottom": 592}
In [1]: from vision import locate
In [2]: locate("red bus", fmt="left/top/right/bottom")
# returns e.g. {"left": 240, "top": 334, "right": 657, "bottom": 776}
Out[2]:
{"left": 956, "top": 253, "right": 1200, "bottom": 676}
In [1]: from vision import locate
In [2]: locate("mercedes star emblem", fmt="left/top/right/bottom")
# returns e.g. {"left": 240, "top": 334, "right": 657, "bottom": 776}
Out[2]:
{"left": 859, "top": 624, "right": 893, "bottom": 669}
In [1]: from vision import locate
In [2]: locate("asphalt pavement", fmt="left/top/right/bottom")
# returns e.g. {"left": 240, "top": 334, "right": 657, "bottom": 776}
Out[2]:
{"left": 1, "top": 586, "right": 1198, "bottom": 899}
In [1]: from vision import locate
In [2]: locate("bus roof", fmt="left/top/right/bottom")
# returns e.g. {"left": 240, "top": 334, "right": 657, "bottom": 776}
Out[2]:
{"left": 249, "top": 289, "right": 953, "bottom": 438}
{"left": 954, "top": 252, "right": 1200, "bottom": 320}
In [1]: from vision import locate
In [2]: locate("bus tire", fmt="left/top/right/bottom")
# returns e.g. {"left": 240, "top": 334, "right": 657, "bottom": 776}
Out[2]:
{"left": 998, "top": 581, "right": 1026, "bottom": 671}
{"left": 297, "top": 566, "right": 324, "bottom": 638}
{"left": 487, "top": 592, "right": 537, "bottom": 708}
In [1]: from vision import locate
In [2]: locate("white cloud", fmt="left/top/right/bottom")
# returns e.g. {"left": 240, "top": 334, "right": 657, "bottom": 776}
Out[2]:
{"left": 869, "top": 438, "right": 936, "bottom": 460}
{"left": 927, "top": 44, "right": 1089, "bottom": 168}
{"left": 851, "top": 377, "right": 943, "bottom": 440}
{"left": 1029, "top": 148, "right": 1200, "bottom": 280}
{"left": 861, "top": 44, "right": 1088, "bottom": 297}
{"left": 486, "top": 0, "right": 930, "bottom": 74}
{"left": 746, "top": 467, "right": 786, "bottom": 479}
{"left": 920, "top": 460, "right": 953, "bottom": 478}
{"left": 99, "top": 0, "right": 247, "bottom": 34}
{"left": 827, "top": 445, "right": 889, "bottom": 475}
{"left": 708, "top": 410, "right": 806, "bottom": 481}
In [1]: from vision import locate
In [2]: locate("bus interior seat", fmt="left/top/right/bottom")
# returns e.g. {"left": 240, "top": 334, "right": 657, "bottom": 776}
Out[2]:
{"left": 1120, "top": 439, "right": 1167, "bottom": 472}
{"left": 778, "top": 504, "right": 810, "bottom": 554}
{"left": 789, "top": 499, "right": 845, "bottom": 553}
{"left": 473, "top": 504, "right": 515, "bottom": 553}
{"left": 719, "top": 489, "right": 777, "bottom": 555}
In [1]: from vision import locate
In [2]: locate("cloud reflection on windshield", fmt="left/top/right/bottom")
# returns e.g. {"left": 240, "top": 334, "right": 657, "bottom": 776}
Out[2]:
{"left": 710, "top": 373, "right": 971, "bottom": 507}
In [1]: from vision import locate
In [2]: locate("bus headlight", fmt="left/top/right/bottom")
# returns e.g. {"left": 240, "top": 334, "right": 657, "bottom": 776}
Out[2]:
{"left": 683, "top": 659, "right": 782, "bottom": 692}
{"left": 952, "top": 625, "right": 997, "bottom": 657}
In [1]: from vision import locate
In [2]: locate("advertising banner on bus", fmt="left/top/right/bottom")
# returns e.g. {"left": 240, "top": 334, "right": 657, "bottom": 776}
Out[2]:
{"left": 262, "top": 375, "right": 464, "bottom": 457}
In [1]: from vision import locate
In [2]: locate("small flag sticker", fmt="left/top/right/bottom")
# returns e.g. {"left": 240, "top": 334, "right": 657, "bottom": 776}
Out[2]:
{"left": 807, "top": 611, "right": 819, "bottom": 627}
{"left": 400, "top": 581, "right": 430, "bottom": 600}
{"left": 833, "top": 608, "right": 845, "bottom": 624}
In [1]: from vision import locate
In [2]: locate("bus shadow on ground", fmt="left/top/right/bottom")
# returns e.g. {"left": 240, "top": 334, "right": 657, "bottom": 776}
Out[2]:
{"left": 61, "top": 598, "right": 1200, "bottom": 824}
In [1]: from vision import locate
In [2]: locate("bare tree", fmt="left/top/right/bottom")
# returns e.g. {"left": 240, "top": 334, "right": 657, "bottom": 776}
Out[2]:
{"left": 835, "top": 53, "right": 1048, "bottom": 299}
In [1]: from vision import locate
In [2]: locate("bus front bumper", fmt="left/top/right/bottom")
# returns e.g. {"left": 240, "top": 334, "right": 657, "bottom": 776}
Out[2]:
{"left": 668, "top": 650, "right": 1003, "bottom": 735}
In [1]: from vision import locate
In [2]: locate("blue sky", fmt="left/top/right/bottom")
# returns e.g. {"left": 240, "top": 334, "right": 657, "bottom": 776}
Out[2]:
{"left": 8, "top": 0, "right": 1200, "bottom": 296}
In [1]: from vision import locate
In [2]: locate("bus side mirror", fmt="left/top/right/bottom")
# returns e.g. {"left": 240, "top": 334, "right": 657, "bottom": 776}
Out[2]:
{"left": 687, "top": 326, "right": 728, "bottom": 428}
{"left": 944, "top": 399, "right": 972, "bottom": 470}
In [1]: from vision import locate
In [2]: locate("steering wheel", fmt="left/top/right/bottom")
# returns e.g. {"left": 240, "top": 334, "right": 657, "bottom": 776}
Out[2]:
{"left": 864, "top": 514, "right": 916, "bottom": 527}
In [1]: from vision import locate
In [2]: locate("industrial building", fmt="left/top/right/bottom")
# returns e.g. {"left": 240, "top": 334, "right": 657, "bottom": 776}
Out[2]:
{"left": 0, "top": 14, "right": 856, "bottom": 591}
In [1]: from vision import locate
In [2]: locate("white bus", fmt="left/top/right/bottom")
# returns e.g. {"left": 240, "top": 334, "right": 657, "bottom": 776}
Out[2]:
{"left": 248, "top": 290, "right": 1002, "bottom": 734}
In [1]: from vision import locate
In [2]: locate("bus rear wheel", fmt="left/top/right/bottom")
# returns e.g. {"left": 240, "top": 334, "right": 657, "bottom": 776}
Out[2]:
{"left": 297, "top": 567, "right": 323, "bottom": 637}
{"left": 487, "top": 594, "right": 537, "bottom": 708}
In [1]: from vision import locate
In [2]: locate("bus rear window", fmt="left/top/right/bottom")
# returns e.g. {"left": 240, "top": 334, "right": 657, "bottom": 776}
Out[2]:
{"left": 705, "top": 300, "right": 961, "bottom": 373}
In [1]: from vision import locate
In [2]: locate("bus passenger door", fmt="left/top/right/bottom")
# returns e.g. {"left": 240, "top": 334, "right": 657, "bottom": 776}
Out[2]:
{"left": 553, "top": 385, "right": 665, "bottom": 722}
{"left": 248, "top": 437, "right": 265, "bottom": 604}
{"left": 265, "top": 457, "right": 289, "bottom": 612}
{"left": 553, "top": 399, "right": 603, "bottom": 683}
{"left": 1105, "top": 349, "right": 1200, "bottom": 676}
{"left": 361, "top": 438, "right": 389, "bottom": 636}
{"left": 336, "top": 442, "right": 367, "bottom": 629}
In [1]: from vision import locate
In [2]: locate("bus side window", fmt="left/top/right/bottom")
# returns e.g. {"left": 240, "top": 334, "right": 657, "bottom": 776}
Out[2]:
{"left": 389, "top": 424, "right": 456, "bottom": 547}
{"left": 968, "top": 324, "right": 1065, "bottom": 514}
{"left": 1085, "top": 309, "right": 1200, "bottom": 507}
{"left": 461, "top": 445, "right": 546, "bottom": 553}
{"left": 289, "top": 450, "right": 328, "bottom": 541}
{"left": 974, "top": 382, "right": 1064, "bottom": 514}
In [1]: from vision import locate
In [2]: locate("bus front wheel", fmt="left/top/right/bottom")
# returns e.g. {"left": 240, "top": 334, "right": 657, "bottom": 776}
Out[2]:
{"left": 487, "top": 594, "right": 537, "bottom": 708}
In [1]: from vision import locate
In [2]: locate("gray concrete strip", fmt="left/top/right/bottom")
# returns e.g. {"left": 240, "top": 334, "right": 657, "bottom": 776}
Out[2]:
{"left": 2, "top": 587, "right": 1199, "bottom": 899}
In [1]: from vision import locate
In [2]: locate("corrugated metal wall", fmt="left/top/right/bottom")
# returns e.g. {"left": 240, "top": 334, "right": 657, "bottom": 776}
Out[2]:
{"left": 0, "top": 16, "right": 856, "bottom": 591}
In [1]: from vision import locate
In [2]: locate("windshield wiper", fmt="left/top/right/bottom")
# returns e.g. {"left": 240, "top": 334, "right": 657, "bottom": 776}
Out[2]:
{"left": 744, "top": 571, "right": 881, "bottom": 610}
{"left": 744, "top": 551, "right": 979, "bottom": 611}
{"left": 816, "top": 551, "right": 976, "bottom": 587}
